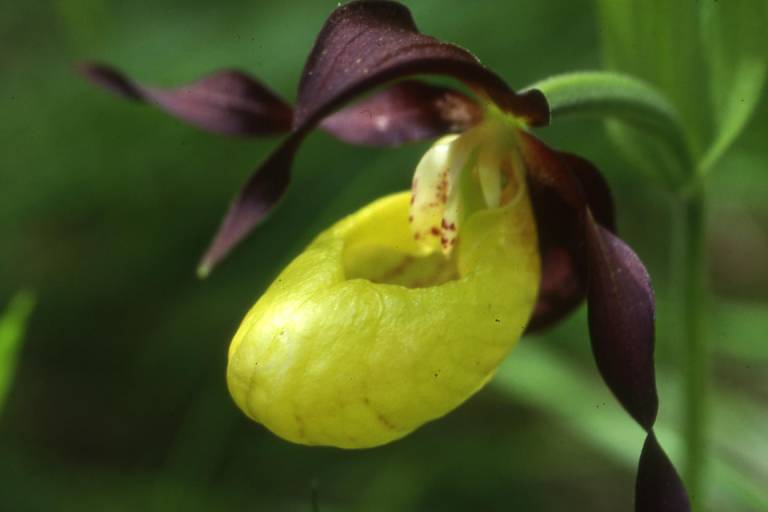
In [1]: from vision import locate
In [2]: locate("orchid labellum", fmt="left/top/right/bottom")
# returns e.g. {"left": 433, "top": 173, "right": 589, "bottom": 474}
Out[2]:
{"left": 80, "top": 1, "right": 690, "bottom": 510}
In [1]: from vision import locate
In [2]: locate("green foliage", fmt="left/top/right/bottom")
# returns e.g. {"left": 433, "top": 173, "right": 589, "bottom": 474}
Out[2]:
{"left": 0, "top": 292, "right": 35, "bottom": 412}
{"left": 595, "top": 0, "right": 768, "bottom": 175}
{"left": 493, "top": 341, "right": 768, "bottom": 511}
{"left": 699, "top": 0, "right": 768, "bottom": 172}
{"left": 596, "top": 0, "right": 711, "bottom": 154}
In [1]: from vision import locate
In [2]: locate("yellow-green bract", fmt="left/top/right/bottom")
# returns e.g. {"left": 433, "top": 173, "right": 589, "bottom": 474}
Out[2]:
{"left": 227, "top": 190, "right": 540, "bottom": 448}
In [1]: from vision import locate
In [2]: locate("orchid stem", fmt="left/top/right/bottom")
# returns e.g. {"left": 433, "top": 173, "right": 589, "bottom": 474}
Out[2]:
{"left": 673, "top": 183, "right": 709, "bottom": 510}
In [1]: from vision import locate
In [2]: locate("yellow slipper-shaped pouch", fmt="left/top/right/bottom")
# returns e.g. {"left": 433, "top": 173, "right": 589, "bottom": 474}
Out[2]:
{"left": 227, "top": 185, "right": 539, "bottom": 448}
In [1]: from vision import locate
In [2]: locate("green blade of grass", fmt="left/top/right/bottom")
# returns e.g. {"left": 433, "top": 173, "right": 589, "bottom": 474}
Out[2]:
{"left": 0, "top": 291, "right": 36, "bottom": 412}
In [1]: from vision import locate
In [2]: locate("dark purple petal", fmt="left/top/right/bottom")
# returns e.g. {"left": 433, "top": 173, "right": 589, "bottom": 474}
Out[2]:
{"left": 567, "top": 153, "right": 615, "bottom": 232}
{"left": 319, "top": 80, "right": 482, "bottom": 146}
{"left": 521, "top": 131, "right": 616, "bottom": 228}
{"left": 522, "top": 134, "right": 615, "bottom": 332}
{"left": 77, "top": 62, "right": 143, "bottom": 100}
{"left": 519, "top": 132, "right": 586, "bottom": 210}
{"left": 636, "top": 434, "right": 691, "bottom": 512}
{"left": 197, "top": 137, "right": 298, "bottom": 276}
{"left": 295, "top": 0, "right": 549, "bottom": 130}
{"left": 78, "top": 62, "right": 293, "bottom": 136}
{"left": 526, "top": 180, "right": 586, "bottom": 332}
{"left": 585, "top": 213, "right": 658, "bottom": 429}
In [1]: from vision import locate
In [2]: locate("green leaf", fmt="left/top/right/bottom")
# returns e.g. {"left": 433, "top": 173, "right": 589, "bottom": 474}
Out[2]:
{"left": 699, "top": 0, "right": 768, "bottom": 173}
{"left": 595, "top": 0, "right": 711, "bottom": 156}
{"left": 0, "top": 291, "right": 35, "bottom": 412}
{"left": 595, "top": 0, "right": 768, "bottom": 176}
{"left": 493, "top": 342, "right": 768, "bottom": 511}
{"left": 713, "top": 299, "right": 768, "bottom": 362}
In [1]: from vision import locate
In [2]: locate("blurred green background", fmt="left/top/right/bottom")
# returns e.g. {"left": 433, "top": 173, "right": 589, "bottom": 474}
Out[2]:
{"left": 1, "top": 0, "right": 766, "bottom": 510}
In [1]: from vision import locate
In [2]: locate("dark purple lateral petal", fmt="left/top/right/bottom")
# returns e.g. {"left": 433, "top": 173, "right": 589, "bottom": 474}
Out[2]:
{"left": 519, "top": 132, "right": 586, "bottom": 210}
{"left": 565, "top": 152, "right": 616, "bottom": 233}
{"left": 197, "top": 137, "right": 298, "bottom": 276}
{"left": 636, "top": 434, "right": 691, "bottom": 512}
{"left": 520, "top": 123, "right": 686, "bottom": 510}
{"left": 319, "top": 80, "right": 482, "bottom": 146}
{"left": 585, "top": 213, "right": 659, "bottom": 429}
{"left": 523, "top": 136, "right": 615, "bottom": 332}
{"left": 78, "top": 62, "right": 293, "bottom": 136}
{"left": 295, "top": 0, "right": 548, "bottom": 130}
{"left": 77, "top": 62, "right": 143, "bottom": 100}
{"left": 526, "top": 181, "right": 586, "bottom": 332}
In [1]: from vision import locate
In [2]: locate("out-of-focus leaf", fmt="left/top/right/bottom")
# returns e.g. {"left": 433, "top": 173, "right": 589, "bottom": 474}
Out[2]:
{"left": 714, "top": 299, "right": 768, "bottom": 362}
{"left": 0, "top": 291, "right": 35, "bottom": 411}
{"left": 55, "top": 0, "right": 109, "bottom": 51}
{"left": 699, "top": 0, "right": 768, "bottom": 172}
{"left": 596, "top": 0, "right": 767, "bottom": 175}
{"left": 493, "top": 342, "right": 768, "bottom": 511}
{"left": 595, "top": 0, "right": 711, "bottom": 156}
{"left": 603, "top": 120, "right": 686, "bottom": 190}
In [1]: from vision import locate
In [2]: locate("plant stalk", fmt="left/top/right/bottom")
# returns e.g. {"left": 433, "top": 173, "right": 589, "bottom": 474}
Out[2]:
{"left": 673, "top": 184, "right": 710, "bottom": 510}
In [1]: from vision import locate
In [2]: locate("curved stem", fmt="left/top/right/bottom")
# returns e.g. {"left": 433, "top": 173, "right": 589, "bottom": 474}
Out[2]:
{"left": 527, "top": 71, "right": 694, "bottom": 188}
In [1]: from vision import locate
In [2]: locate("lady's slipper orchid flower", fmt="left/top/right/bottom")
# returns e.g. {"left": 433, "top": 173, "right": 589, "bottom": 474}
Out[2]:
{"left": 80, "top": 1, "right": 689, "bottom": 509}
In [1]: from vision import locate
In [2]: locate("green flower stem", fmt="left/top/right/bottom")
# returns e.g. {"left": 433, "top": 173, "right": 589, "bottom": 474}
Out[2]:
{"left": 674, "top": 184, "right": 710, "bottom": 510}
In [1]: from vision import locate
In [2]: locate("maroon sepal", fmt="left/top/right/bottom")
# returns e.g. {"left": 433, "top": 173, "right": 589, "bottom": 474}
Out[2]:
{"left": 521, "top": 132, "right": 615, "bottom": 331}
{"left": 585, "top": 213, "right": 658, "bottom": 428}
{"left": 636, "top": 434, "right": 691, "bottom": 512}
{"left": 199, "top": 0, "right": 548, "bottom": 272}
{"left": 78, "top": 63, "right": 293, "bottom": 136}
{"left": 197, "top": 137, "right": 297, "bottom": 277}
{"left": 527, "top": 180, "right": 587, "bottom": 332}
{"left": 520, "top": 128, "right": 688, "bottom": 508}
{"left": 295, "top": 0, "right": 547, "bottom": 129}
